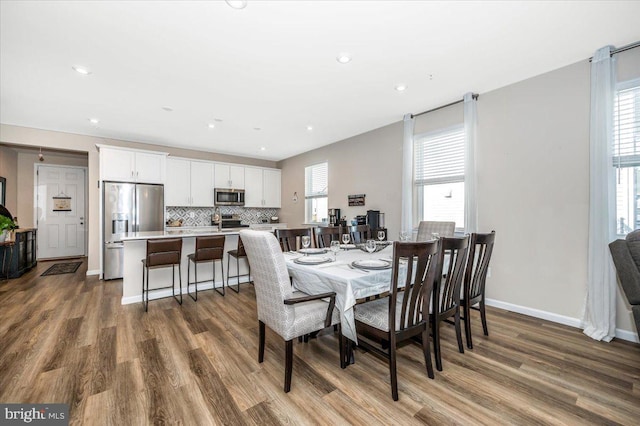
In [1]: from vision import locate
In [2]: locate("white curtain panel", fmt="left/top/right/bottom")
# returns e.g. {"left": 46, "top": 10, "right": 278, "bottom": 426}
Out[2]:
{"left": 463, "top": 92, "right": 478, "bottom": 234}
{"left": 401, "top": 114, "right": 415, "bottom": 234}
{"left": 583, "top": 46, "right": 617, "bottom": 342}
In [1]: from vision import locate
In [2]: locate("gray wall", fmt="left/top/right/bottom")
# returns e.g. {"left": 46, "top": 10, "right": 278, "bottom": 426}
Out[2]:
{"left": 278, "top": 47, "right": 640, "bottom": 339}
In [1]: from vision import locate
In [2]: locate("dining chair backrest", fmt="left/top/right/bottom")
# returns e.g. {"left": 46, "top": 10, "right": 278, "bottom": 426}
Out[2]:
{"left": 343, "top": 224, "right": 371, "bottom": 244}
{"left": 435, "top": 236, "right": 469, "bottom": 316}
{"left": 314, "top": 226, "right": 341, "bottom": 248}
{"left": 193, "top": 235, "right": 225, "bottom": 262}
{"left": 390, "top": 241, "right": 440, "bottom": 332}
{"left": 239, "top": 230, "right": 297, "bottom": 337}
{"left": 275, "top": 228, "right": 313, "bottom": 251}
{"left": 464, "top": 231, "right": 495, "bottom": 304}
{"left": 416, "top": 221, "right": 455, "bottom": 241}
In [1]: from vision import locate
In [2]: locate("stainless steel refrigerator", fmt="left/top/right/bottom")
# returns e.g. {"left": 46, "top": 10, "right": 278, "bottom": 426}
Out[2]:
{"left": 103, "top": 182, "right": 164, "bottom": 280}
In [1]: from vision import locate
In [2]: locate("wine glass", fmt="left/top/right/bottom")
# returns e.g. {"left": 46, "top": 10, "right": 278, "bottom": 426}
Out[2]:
{"left": 365, "top": 239, "right": 377, "bottom": 259}
{"left": 330, "top": 240, "right": 340, "bottom": 261}
{"left": 431, "top": 232, "right": 440, "bottom": 241}
{"left": 301, "top": 235, "right": 311, "bottom": 253}
{"left": 377, "top": 230, "right": 385, "bottom": 242}
{"left": 399, "top": 231, "right": 409, "bottom": 241}
{"left": 342, "top": 233, "right": 350, "bottom": 245}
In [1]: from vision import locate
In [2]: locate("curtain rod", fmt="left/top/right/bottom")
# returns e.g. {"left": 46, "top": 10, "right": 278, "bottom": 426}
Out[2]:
{"left": 589, "top": 40, "right": 640, "bottom": 62}
{"left": 411, "top": 93, "right": 479, "bottom": 118}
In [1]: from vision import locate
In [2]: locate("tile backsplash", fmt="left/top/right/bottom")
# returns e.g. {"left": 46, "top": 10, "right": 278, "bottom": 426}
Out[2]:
{"left": 166, "top": 206, "right": 279, "bottom": 227}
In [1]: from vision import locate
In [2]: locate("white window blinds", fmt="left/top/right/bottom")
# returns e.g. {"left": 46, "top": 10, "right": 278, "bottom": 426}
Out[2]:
{"left": 414, "top": 125, "right": 465, "bottom": 185}
{"left": 613, "top": 82, "right": 640, "bottom": 167}
{"left": 305, "top": 162, "right": 328, "bottom": 198}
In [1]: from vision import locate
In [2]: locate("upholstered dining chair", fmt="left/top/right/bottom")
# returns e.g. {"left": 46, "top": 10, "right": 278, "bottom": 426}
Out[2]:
{"left": 416, "top": 221, "right": 456, "bottom": 241}
{"left": 275, "top": 227, "right": 313, "bottom": 252}
{"left": 461, "top": 231, "right": 496, "bottom": 349}
{"left": 353, "top": 240, "right": 439, "bottom": 401}
{"left": 343, "top": 224, "right": 371, "bottom": 244}
{"left": 239, "top": 230, "right": 342, "bottom": 393}
{"left": 313, "top": 226, "right": 341, "bottom": 248}
{"left": 431, "top": 235, "right": 469, "bottom": 371}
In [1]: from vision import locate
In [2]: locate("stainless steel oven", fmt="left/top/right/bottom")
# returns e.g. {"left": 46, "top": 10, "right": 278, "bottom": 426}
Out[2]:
{"left": 214, "top": 188, "right": 245, "bottom": 206}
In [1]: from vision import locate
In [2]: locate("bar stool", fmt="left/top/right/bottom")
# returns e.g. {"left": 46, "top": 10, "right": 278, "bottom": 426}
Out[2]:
{"left": 141, "top": 238, "right": 183, "bottom": 312}
{"left": 187, "top": 235, "right": 226, "bottom": 301}
{"left": 227, "top": 235, "right": 251, "bottom": 293}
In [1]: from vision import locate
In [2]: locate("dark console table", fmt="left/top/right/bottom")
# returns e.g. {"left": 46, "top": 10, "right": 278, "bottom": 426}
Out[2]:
{"left": 0, "top": 228, "right": 37, "bottom": 279}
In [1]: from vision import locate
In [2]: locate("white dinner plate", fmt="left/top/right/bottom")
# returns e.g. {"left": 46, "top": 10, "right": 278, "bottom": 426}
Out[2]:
{"left": 294, "top": 256, "right": 333, "bottom": 265}
{"left": 298, "top": 248, "right": 327, "bottom": 255}
{"left": 351, "top": 259, "right": 392, "bottom": 270}
{"left": 339, "top": 244, "right": 357, "bottom": 249}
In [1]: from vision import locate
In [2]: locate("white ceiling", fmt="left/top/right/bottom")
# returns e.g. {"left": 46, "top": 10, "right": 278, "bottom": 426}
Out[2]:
{"left": 1, "top": 1, "right": 639, "bottom": 161}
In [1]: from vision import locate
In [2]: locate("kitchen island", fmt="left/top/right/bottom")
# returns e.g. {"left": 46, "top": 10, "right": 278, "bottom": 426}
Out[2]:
{"left": 120, "top": 227, "right": 251, "bottom": 305}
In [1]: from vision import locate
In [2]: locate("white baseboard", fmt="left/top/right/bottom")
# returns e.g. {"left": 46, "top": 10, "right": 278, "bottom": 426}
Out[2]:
{"left": 86, "top": 269, "right": 100, "bottom": 276}
{"left": 121, "top": 277, "right": 251, "bottom": 305}
{"left": 485, "top": 298, "right": 639, "bottom": 343}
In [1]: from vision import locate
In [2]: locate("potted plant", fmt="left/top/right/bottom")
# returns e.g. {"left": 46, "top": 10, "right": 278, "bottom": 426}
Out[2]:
{"left": 0, "top": 214, "right": 16, "bottom": 242}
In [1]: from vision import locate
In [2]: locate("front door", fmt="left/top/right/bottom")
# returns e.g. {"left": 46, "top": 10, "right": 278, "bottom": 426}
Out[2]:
{"left": 36, "top": 165, "right": 86, "bottom": 259}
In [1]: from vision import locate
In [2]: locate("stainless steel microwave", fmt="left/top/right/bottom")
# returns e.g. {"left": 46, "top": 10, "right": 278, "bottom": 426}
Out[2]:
{"left": 214, "top": 188, "right": 245, "bottom": 206}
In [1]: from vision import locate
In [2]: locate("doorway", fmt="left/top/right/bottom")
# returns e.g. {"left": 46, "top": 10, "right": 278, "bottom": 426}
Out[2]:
{"left": 35, "top": 165, "right": 87, "bottom": 259}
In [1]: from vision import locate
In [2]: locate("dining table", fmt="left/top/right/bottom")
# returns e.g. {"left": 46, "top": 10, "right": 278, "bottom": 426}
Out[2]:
{"left": 285, "top": 243, "right": 403, "bottom": 344}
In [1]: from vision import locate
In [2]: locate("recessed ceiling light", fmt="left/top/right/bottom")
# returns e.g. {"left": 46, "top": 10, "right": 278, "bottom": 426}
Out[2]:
{"left": 260, "top": 147, "right": 266, "bottom": 151}
{"left": 336, "top": 53, "right": 352, "bottom": 64}
{"left": 89, "top": 118, "right": 100, "bottom": 124}
{"left": 225, "top": 0, "right": 247, "bottom": 9}
{"left": 254, "top": 127, "right": 261, "bottom": 131}
{"left": 208, "top": 123, "right": 215, "bottom": 129}
{"left": 162, "top": 106, "right": 173, "bottom": 112}
{"left": 72, "top": 66, "right": 91, "bottom": 75}
{"left": 306, "top": 125, "right": 314, "bottom": 131}
{"left": 214, "top": 118, "right": 223, "bottom": 122}
{"left": 394, "top": 84, "right": 408, "bottom": 92}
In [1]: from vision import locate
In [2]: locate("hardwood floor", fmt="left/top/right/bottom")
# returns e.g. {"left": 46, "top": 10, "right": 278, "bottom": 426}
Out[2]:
{"left": 1, "top": 258, "right": 639, "bottom": 425}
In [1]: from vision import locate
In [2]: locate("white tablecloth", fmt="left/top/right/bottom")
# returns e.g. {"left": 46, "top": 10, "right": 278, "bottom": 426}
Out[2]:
{"left": 285, "top": 245, "right": 398, "bottom": 343}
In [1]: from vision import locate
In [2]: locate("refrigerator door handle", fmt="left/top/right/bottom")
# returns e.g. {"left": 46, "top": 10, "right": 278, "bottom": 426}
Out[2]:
{"left": 106, "top": 242, "right": 125, "bottom": 249}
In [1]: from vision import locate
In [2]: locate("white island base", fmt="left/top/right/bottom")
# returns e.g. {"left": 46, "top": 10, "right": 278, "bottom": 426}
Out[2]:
{"left": 120, "top": 230, "right": 251, "bottom": 305}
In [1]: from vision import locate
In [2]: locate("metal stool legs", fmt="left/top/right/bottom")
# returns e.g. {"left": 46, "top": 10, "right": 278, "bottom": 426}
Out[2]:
{"left": 187, "top": 257, "right": 225, "bottom": 301}
{"left": 142, "top": 263, "right": 182, "bottom": 312}
{"left": 227, "top": 254, "right": 251, "bottom": 293}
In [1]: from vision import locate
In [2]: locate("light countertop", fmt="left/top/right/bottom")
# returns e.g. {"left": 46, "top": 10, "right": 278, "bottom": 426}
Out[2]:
{"left": 120, "top": 228, "right": 244, "bottom": 241}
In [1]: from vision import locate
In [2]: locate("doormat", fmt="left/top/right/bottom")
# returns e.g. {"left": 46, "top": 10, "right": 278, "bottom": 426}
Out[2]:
{"left": 41, "top": 262, "right": 82, "bottom": 276}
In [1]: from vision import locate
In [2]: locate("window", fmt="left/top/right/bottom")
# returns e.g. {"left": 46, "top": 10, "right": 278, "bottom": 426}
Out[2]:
{"left": 305, "top": 162, "right": 328, "bottom": 224}
{"left": 414, "top": 125, "right": 465, "bottom": 230}
{"left": 614, "top": 79, "right": 640, "bottom": 235}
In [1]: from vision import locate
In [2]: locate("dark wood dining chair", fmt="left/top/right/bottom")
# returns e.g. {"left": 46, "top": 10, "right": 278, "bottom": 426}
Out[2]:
{"left": 141, "top": 238, "right": 183, "bottom": 312}
{"left": 239, "top": 230, "right": 342, "bottom": 393}
{"left": 187, "top": 235, "right": 225, "bottom": 300}
{"left": 461, "top": 231, "right": 496, "bottom": 349}
{"left": 344, "top": 224, "right": 371, "bottom": 244}
{"left": 275, "top": 228, "right": 313, "bottom": 251}
{"left": 431, "top": 235, "right": 469, "bottom": 371}
{"left": 353, "top": 240, "right": 439, "bottom": 401}
{"left": 313, "top": 226, "right": 341, "bottom": 248}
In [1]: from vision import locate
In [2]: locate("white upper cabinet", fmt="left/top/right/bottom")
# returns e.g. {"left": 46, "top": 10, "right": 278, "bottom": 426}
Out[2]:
{"left": 190, "top": 161, "right": 215, "bottom": 206}
{"left": 165, "top": 158, "right": 191, "bottom": 206}
{"left": 99, "top": 146, "right": 166, "bottom": 184}
{"left": 263, "top": 169, "right": 281, "bottom": 208}
{"left": 244, "top": 167, "right": 281, "bottom": 208}
{"left": 165, "top": 158, "right": 214, "bottom": 206}
{"left": 214, "top": 164, "right": 245, "bottom": 189}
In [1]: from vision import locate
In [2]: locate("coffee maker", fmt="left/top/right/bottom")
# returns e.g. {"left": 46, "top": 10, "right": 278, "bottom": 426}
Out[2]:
{"left": 328, "top": 208, "right": 340, "bottom": 227}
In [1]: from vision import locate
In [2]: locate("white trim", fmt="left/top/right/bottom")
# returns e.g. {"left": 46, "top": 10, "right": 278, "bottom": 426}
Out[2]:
{"left": 616, "top": 77, "right": 640, "bottom": 91}
{"left": 95, "top": 143, "right": 168, "bottom": 156}
{"left": 120, "top": 277, "right": 250, "bottom": 305}
{"left": 86, "top": 269, "right": 100, "bottom": 276}
{"left": 485, "top": 298, "right": 638, "bottom": 343}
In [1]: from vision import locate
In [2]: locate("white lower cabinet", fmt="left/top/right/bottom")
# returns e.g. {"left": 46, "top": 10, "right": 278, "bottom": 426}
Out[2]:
{"left": 244, "top": 167, "right": 281, "bottom": 208}
{"left": 165, "top": 158, "right": 214, "bottom": 206}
